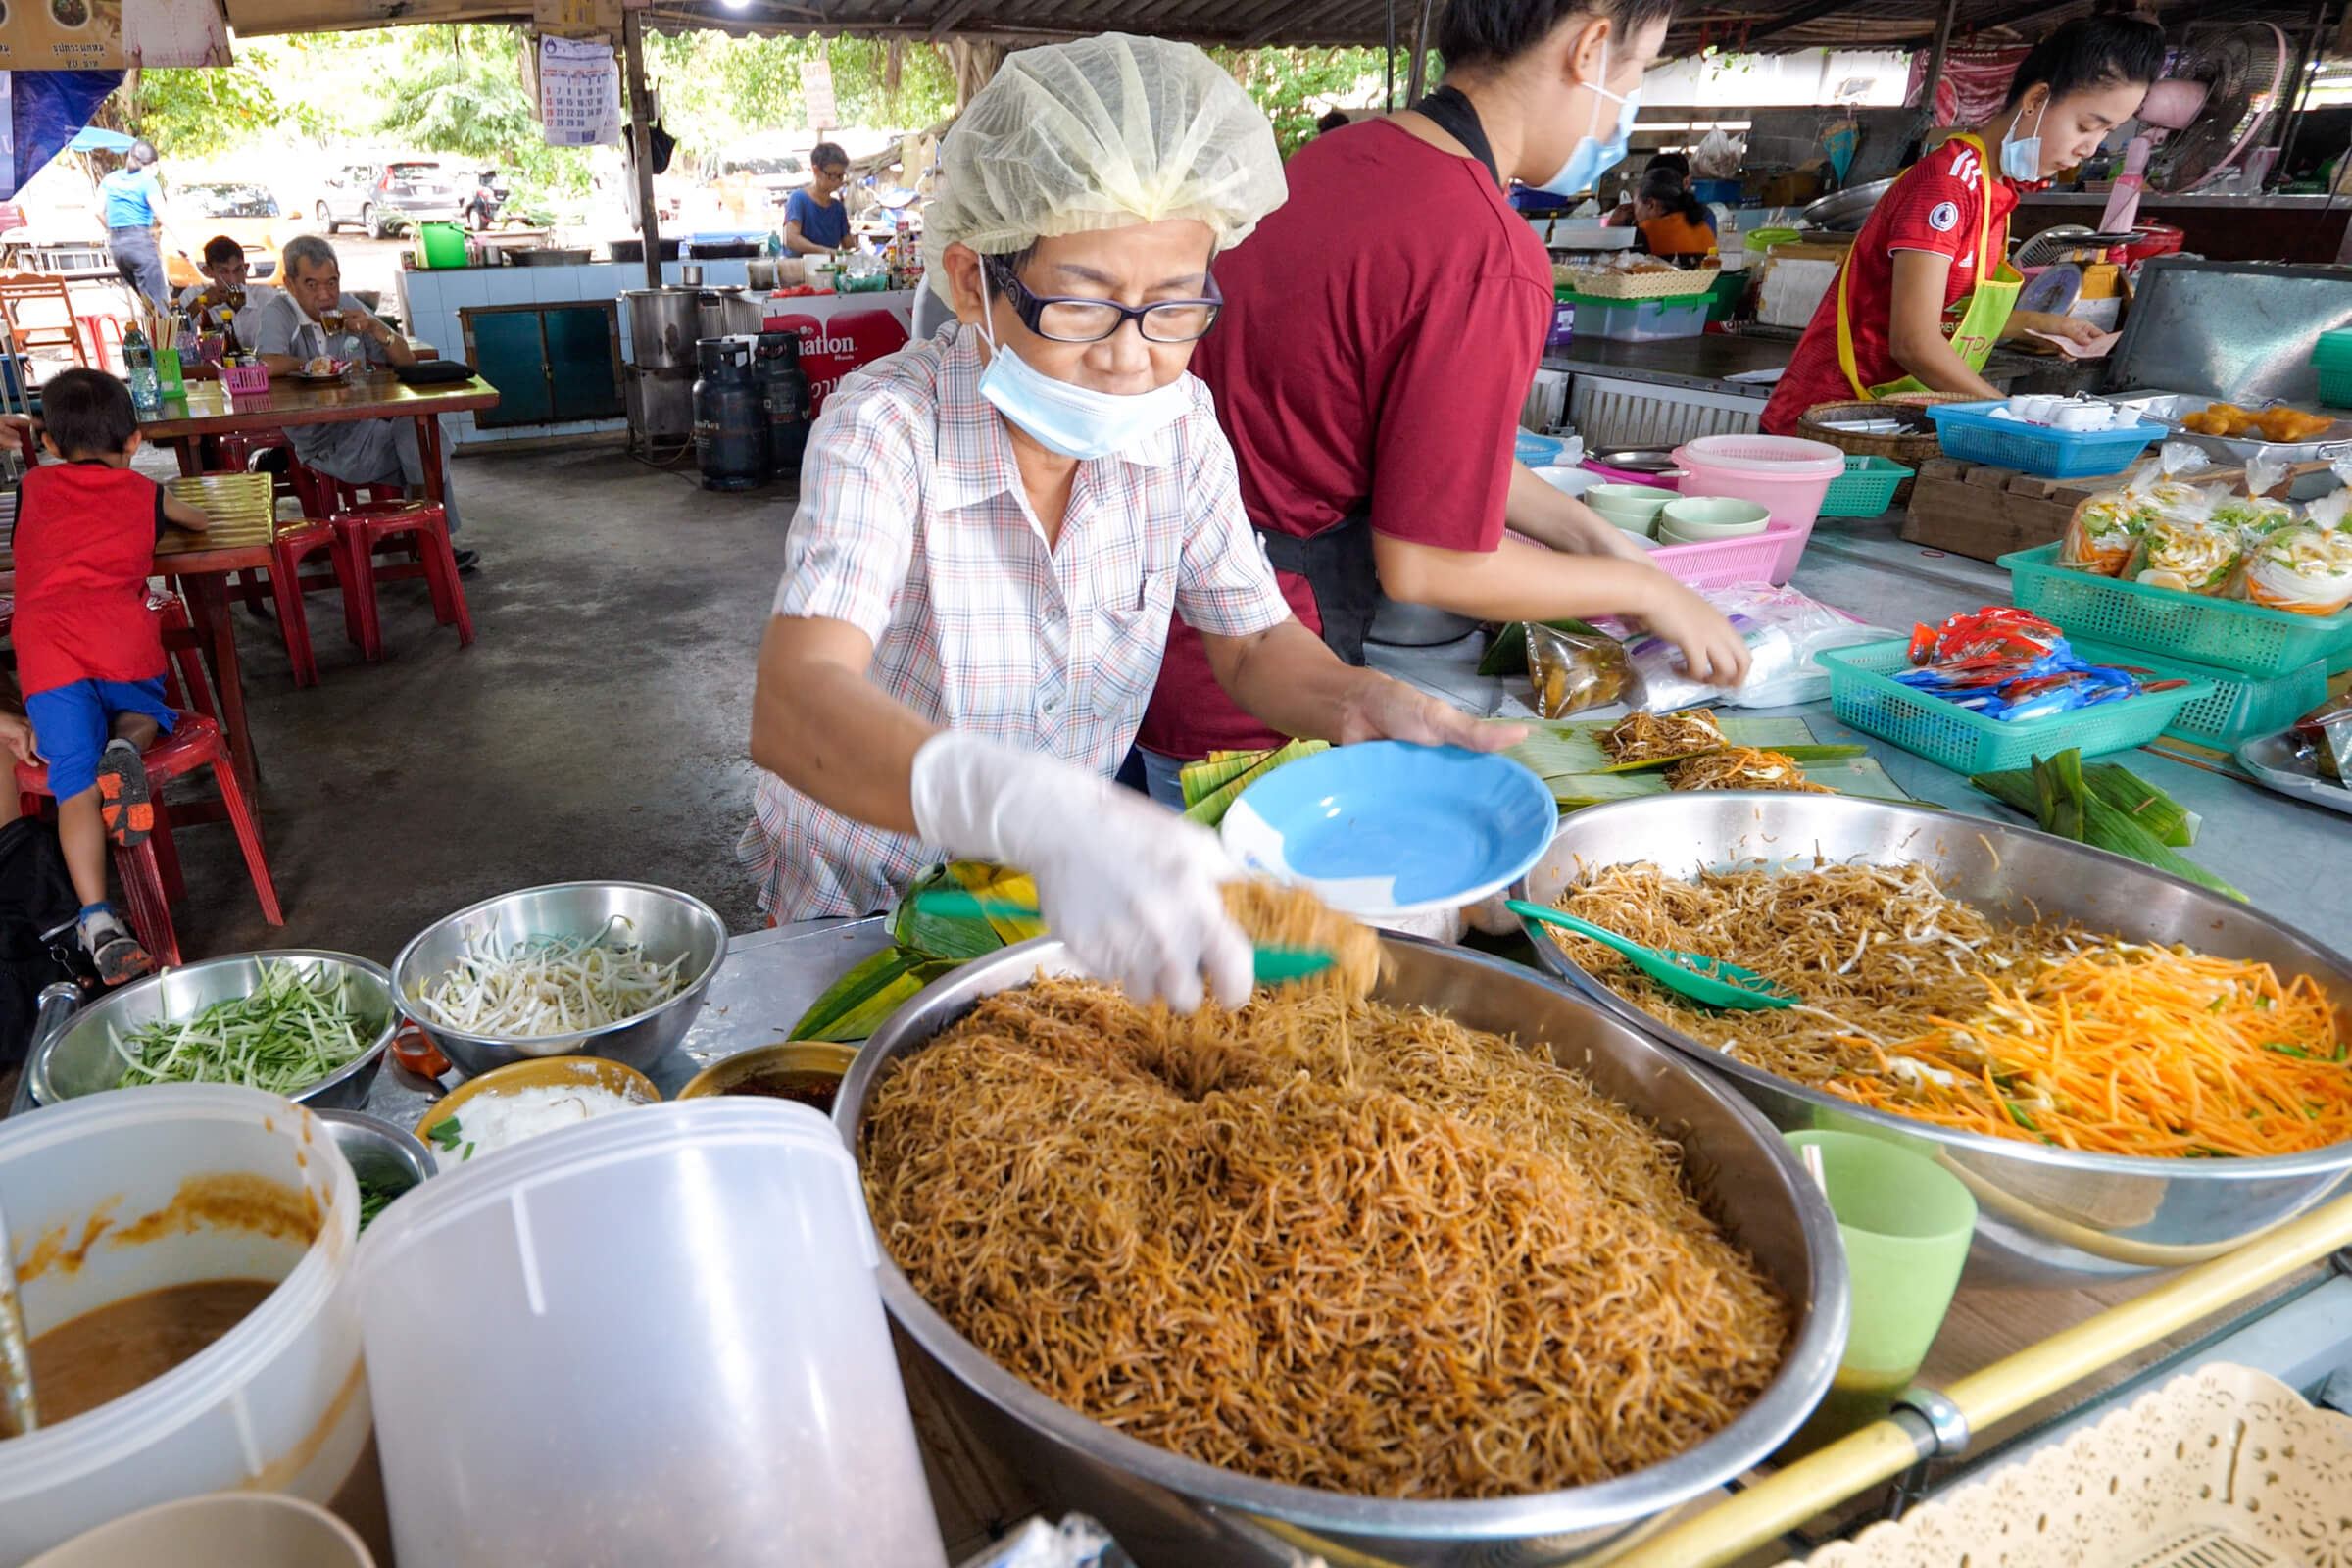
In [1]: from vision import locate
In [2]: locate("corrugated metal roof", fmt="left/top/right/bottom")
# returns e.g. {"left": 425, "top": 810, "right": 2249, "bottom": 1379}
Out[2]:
{"left": 225, "top": 0, "right": 2331, "bottom": 55}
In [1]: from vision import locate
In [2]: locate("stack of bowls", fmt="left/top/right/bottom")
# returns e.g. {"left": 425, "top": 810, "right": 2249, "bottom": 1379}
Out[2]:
{"left": 1585, "top": 481, "right": 1678, "bottom": 541}
{"left": 1658, "top": 496, "right": 1771, "bottom": 546}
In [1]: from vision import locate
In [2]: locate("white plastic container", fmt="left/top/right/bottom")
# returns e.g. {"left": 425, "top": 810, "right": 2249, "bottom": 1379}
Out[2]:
{"left": 27, "top": 1494, "right": 372, "bottom": 1568}
{"left": 0, "top": 1085, "right": 368, "bottom": 1568}
{"left": 355, "top": 1099, "right": 946, "bottom": 1568}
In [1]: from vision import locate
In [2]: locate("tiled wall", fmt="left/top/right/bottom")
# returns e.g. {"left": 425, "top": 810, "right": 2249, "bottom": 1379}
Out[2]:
{"left": 399, "top": 259, "right": 753, "bottom": 448}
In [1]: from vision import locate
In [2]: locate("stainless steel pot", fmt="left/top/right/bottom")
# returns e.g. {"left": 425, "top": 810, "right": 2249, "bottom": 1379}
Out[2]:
{"left": 837, "top": 937, "right": 1846, "bottom": 1567}
{"left": 1800, "top": 177, "right": 1897, "bottom": 232}
{"left": 391, "top": 881, "right": 727, "bottom": 1079}
{"left": 695, "top": 286, "right": 763, "bottom": 341}
{"left": 28, "top": 952, "right": 395, "bottom": 1110}
{"left": 621, "top": 287, "right": 700, "bottom": 371}
{"left": 1518, "top": 795, "right": 2352, "bottom": 1286}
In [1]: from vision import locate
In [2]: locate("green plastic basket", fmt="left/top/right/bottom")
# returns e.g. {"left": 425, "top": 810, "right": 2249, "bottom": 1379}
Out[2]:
{"left": 2070, "top": 640, "right": 2326, "bottom": 751}
{"left": 2322, "top": 365, "right": 2352, "bottom": 410}
{"left": 2002, "top": 543, "right": 2352, "bottom": 678}
{"left": 1818, "top": 639, "right": 2214, "bottom": 774}
{"left": 1817, "top": 454, "right": 1914, "bottom": 517}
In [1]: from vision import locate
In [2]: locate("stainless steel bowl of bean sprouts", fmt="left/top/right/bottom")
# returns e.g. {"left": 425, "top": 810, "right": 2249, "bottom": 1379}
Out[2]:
{"left": 392, "top": 882, "right": 730, "bottom": 1077}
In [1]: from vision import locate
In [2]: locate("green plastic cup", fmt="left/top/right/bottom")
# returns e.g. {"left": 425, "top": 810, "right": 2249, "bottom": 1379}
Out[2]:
{"left": 1779, "top": 1129, "right": 1977, "bottom": 1458}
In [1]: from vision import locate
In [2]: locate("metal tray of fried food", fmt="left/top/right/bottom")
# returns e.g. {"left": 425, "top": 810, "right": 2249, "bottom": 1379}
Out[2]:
{"left": 2101, "top": 389, "right": 2352, "bottom": 465}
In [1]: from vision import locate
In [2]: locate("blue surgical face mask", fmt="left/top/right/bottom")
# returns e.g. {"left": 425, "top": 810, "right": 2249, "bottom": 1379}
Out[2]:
{"left": 974, "top": 294, "right": 1193, "bottom": 461}
{"left": 1537, "top": 37, "right": 1642, "bottom": 197}
{"left": 2001, "top": 97, "right": 2047, "bottom": 181}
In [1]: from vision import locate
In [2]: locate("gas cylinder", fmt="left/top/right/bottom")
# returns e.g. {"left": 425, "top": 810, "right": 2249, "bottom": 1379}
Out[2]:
{"left": 752, "top": 331, "right": 812, "bottom": 479}
{"left": 693, "top": 336, "right": 768, "bottom": 491}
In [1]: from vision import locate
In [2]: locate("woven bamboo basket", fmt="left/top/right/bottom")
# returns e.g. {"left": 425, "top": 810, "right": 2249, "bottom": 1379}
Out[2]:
{"left": 1796, "top": 399, "right": 1950, "bottom": 506}
{"left": 1560, "top": 262, "right": 1721, "bottom": 300}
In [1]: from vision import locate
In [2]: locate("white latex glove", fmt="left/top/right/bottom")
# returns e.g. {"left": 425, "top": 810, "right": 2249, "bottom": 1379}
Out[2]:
{"left": 909, "top": 732, "right": 1252, "bottom": 1011}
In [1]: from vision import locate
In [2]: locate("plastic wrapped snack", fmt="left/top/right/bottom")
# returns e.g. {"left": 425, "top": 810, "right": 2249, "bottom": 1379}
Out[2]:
{"left": 2292, "top": 695, "right": 2352, "bottom": 785}
{"left": 2129, "top": 519, "right": 2242, "bottom": 594}
{"left": 1527, "top": 623, "right": 1634, "bottom": 717}
{"left": 2241, "top": 524, "right": 2352, "bottom": 615}
{"left": 2061, "top": 445, "right": 2216, "bottom": 576}
{"left": 2210, "top": 493, "right": 2297, "bottom": 541}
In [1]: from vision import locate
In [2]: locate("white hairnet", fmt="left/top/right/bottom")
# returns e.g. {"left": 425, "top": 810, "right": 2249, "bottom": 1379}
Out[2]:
{"left": 921, "top": 34, "right": 1286, "bottom": 302}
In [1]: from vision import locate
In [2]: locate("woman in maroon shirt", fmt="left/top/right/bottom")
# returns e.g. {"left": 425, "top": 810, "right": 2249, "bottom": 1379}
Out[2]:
{"left": 1139, "top": 0, "right": 1750, "bottom": 790}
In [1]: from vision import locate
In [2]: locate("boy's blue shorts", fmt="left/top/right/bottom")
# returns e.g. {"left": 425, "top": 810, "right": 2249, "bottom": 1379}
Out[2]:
{"left": 23, "top": 678, "right": 177, "bottom": 800}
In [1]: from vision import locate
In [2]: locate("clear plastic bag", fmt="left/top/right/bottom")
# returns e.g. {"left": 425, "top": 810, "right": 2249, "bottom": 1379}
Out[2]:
{"left": 1526, "top": 623, "right": 1634, "bottom": 717}
{"left": 1623, "top": 583, "right": 1893, "bottom": 711}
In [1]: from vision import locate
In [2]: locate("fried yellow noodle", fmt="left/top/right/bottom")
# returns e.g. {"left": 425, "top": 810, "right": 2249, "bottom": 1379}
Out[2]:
{"left": 1603, "top": 710, "right": 1727, "bottom": 764}
{"left": 861, "top": 978, "right": 1791, "bottom": 1499}
{"left": 1222, "top": 878, "right": 1384, "bottom": 996}
{"left": 1665, "top": 748, "right": 1835, "bottom": 794}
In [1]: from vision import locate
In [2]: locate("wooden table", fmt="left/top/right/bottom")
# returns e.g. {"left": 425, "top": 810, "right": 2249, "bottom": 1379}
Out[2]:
{"left": 134, "top": 372, "right": 501, "bottom": 791}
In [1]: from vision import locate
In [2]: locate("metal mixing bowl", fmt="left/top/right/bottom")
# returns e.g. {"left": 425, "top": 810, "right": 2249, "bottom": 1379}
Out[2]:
{"left": 838, "top": 937, "right": 1846, "bottom": 1567}
{"left": 314, "top": 1107, "right": 437, "bottom": 1214}
{"left": 392, "top": 882, "right": 728, "bottom": 1078}
{"left": 1519, "top": 795, "right": 2352, "bottom": 1287}
{"left": 27, "top": 951, "right": 395, "bottom": 1109}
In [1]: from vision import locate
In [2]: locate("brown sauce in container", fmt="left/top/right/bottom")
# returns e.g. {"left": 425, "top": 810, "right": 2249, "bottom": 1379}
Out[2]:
{"left": 24, "top": 1279, "right": 275, "bottom": 1426}
{"left": 722, "top": 1071, "right": 842, "bottom": 1115}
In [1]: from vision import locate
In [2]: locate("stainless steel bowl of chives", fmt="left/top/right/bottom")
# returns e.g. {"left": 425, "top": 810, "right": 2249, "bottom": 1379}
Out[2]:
{"left": 28, "top": 952, "right": 397, "bottom": 1110}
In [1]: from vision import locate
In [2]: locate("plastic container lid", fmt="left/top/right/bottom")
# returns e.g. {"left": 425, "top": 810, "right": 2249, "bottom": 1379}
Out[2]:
{"left": 355, "top": 1099, "right": 947, "bottom": 1568}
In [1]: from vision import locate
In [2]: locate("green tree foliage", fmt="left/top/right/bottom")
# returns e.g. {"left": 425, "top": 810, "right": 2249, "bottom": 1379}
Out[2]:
{"left": 641, "top": 31, "right": 957, "bottom": 153}
{"left": 1211, "top": 47, "right": 1390, "bottom": 157}
{"left": 119, "top": 43, "right": 318, "bottom": 157}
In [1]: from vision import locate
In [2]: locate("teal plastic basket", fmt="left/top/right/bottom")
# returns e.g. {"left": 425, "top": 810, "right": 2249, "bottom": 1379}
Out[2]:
{"left": 2002, "top": 543, "right": 2352, "bottom": 678}
{"left": 1817, "top": 454, "right": 1914, "bottom": 517}
{"left": 1818, "top": 639, "right": 2214, "bottom": 774}
{"left": 2070, "top": 640, "right": 2326, "bottom": 751}
{"left": 2322, "top": 365, "right": 2352, "bottom": 410}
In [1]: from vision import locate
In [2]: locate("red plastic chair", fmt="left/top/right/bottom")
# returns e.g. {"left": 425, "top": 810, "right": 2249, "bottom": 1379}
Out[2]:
{"left": 331, "top": 501, "right": 472, "bottom": 662}
{"left": 149, "top": 591, "right": 219, "bottom": 721}
{"left": 14, "top": 713, "right": 282, "bottom": 968}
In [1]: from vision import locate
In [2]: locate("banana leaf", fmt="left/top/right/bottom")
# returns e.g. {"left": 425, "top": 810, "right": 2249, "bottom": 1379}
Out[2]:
{"left": 1180, "top": 750, "right": 1270, "bottom": 808}
{"left": 1184, "top": 737, "right": 1328, "bottom": 827}
{"left": 1546, "top": 753, "right": 1917, "bottom": 808}
{"left": 789, "top": 948, "right": 962, "bottom": 1042}
{"left": 947, "top": 860, "right": 1044, "bottom": 943}
{"left": 1508, "top": 715, "right": 1816, "bottom": 782}
{"left": 891, "top": 863, "right": 1016, "bottom": 960}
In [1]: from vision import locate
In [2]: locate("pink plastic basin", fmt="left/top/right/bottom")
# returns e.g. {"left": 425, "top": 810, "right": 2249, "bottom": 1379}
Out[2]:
{"left": 1670, "top": 434, "right": 1846, "bottom": 530}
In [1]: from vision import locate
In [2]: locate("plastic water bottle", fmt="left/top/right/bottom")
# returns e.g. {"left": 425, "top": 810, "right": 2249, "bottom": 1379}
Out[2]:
{"left": 122, "top": 327, "right": 162, "bottom": 415}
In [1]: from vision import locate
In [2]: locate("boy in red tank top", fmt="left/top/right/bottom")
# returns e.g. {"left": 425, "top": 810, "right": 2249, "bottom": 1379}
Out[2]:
{"left": 13, "top": 369, "right": 211, "bottom": 982}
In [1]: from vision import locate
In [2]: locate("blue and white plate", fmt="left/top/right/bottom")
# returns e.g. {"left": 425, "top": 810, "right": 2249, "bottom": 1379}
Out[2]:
{"left": 1220, "top": 742, "right": 1557, "bottom": 917}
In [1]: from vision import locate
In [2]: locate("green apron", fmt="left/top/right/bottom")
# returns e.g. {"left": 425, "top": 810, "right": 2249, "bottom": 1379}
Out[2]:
{"left": 1836, "top": 133, "right": 2024, "bottom": 399}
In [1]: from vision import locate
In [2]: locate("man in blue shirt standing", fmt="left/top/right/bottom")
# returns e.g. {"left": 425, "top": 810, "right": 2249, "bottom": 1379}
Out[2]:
{"left": 99, "top": 142, "right": 181, "bottom": 312}
{"left": 781, "top": 141, "right": 852, "bottom": 256}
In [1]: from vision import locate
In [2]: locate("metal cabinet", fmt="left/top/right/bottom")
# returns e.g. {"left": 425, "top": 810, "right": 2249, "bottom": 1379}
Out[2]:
{"left": 459, "top": 301, "right": 624, "bottom": 429}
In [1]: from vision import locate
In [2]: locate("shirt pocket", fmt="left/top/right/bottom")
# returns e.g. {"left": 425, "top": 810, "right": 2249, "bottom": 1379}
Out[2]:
{"left": 1082, "top": 566, "right": 1178, "bottom": 718}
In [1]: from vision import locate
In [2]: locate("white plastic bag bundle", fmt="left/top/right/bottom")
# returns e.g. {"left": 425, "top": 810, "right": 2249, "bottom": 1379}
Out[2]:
{"left": 1623, "top": 583, "right": 1894, "bottom": 711}
{"left": 1691, "top": 130, "right": 1744, "bottom": 179}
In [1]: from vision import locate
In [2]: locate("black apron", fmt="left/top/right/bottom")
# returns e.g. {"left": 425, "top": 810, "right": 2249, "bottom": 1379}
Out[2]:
{"left": 1262, "top": 87, "right": 1501, "bottom": 666}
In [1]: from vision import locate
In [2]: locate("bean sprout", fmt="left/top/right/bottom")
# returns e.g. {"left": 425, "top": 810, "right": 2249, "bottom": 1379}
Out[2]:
{"left": 419, "top": 916, "right": 689, "bottom": 1038}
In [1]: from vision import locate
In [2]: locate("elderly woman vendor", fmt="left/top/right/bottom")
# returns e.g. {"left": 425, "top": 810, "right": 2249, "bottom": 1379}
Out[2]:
{"left": 744, "top": 34, "right": 1512, "bottom": 1011}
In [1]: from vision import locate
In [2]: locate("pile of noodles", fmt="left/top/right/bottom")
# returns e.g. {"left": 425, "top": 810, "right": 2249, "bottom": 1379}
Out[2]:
{"left": 1665, "top": 748, "right": 1835, "bottom": 794}
{"left": 1551, "top": 860, "right": 2057, "bottom": 1085}
{"left": 1604, "top": 710, "right": 1727, "bottom": 765}
{"left": 861, "top": 969, "right": 1791, "bottom": 1499}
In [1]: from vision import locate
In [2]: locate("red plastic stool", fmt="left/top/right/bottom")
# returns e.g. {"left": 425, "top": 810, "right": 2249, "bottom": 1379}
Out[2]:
{"left": 77, "top": 315, "right": 126, "bottom": 374}
{"left": 150, "top": 592, "right": 219, "bottom": 722}
{"left": 261, "top": 523, "right": 342, "bottom": 688}
{"left": 331, "top": 502, "right": 472, "bottom": 662}
{"left": 14, "top": 713, "right": 283, "bottom": 969}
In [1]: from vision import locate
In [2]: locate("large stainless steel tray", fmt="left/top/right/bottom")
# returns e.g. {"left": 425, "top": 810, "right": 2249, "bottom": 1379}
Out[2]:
{"left": 2101, "top": 389, "right": 2352, "bottom": 466}
{"left": 2236, "top": 728, "right": 2352, "bottom": 817}
{"left": 838, "top": 937, "right": 1846, "bottom": 1568}
{"left": 1519, "top": 795, "right": 2352, "bottom": 1287}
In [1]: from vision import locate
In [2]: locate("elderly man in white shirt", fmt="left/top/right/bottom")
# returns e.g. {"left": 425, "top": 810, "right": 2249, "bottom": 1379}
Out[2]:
{"left": 251, "top": 234, "right": 475, "bottom": 570}
{"left": 742, "top": 34, "right": 1521, "bottom": 1011}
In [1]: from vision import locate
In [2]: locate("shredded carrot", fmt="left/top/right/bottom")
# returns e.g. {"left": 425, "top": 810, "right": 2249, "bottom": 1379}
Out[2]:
{"left": 1828, "top": 945, "right": 2351, "bottom": 1156}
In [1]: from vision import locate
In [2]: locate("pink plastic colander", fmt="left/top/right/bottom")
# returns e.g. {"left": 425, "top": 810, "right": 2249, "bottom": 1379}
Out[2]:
{"left": 1670, "top": 434, "right": 1846, "bottom": 528}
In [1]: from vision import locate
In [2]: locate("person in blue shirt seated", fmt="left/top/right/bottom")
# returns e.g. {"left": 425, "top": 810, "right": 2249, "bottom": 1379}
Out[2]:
{"left": 98, "top": 142, "right": 187, "bottom": 311}
{"left": 782, "top": 142, "right": 853, "bottom": 256}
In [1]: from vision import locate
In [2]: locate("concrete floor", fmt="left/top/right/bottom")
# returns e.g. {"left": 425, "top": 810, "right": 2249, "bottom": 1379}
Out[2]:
{"left": 164, "top": 444, "right": 792, "bottom": 967}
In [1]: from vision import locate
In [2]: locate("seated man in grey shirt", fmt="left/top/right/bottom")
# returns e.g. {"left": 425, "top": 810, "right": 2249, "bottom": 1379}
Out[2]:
{"left": 254, "top": 233, "right": 476, "bottom": 570}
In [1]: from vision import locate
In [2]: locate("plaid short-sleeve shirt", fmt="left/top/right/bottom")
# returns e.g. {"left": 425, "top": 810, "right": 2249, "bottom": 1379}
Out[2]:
{"left": 739, "top": 325, "right": 1292, "bottom": 920}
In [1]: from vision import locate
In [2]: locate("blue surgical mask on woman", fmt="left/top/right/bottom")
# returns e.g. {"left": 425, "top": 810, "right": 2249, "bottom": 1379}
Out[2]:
{"left": 1538, "top": 36, "right": 1642, "bottom": 197}
{"left": 974, "top": 290, "right": 1193, "bottom": 461}
{"left": 2000, "top": 96, "right": 2047, "bottom": 181}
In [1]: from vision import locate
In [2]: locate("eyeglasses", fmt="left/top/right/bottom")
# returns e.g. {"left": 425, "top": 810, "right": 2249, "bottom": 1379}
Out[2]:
{"left": 983, "top": 255, "right": 1222, "bottom": 344}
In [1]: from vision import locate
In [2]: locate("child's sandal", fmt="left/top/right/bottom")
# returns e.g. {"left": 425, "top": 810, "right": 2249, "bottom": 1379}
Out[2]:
{"left": 96, "top": 738, "right": 153, "bottom": 848}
